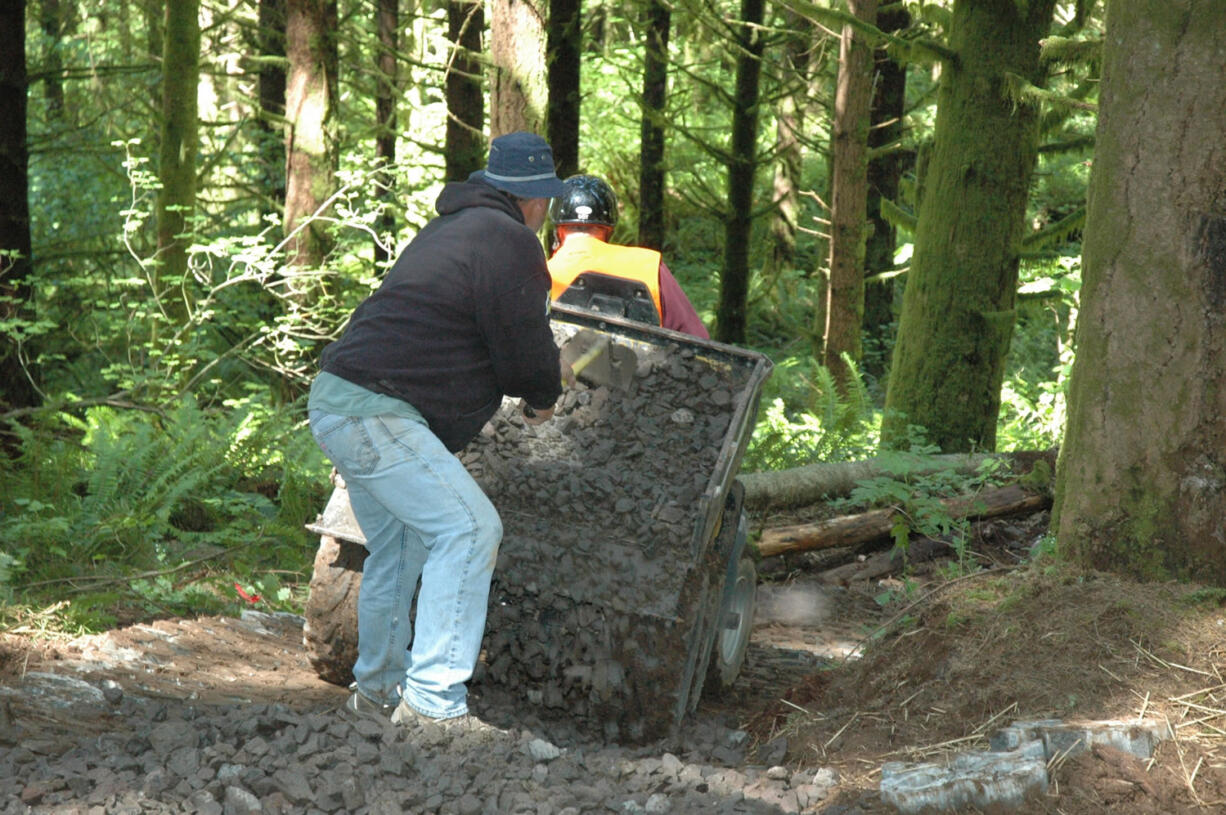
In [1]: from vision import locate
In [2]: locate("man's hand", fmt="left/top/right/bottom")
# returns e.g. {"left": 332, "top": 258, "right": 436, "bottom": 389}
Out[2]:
{"left": 521, "top": 401, "right": 555, "bottom": 425}
{"left": 561, "top": 358, "right": 576, "bottom": 389}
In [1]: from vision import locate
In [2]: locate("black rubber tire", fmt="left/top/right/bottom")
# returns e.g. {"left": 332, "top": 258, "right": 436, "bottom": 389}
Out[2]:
{"left": 705, "top": 554, "right": 756, "bottom": 693}
{"left": 302, "top": 535, "right": 365, "bottom": 686}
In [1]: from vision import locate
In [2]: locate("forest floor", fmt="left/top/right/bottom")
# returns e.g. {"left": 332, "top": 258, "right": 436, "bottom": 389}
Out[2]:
{"left": 740, "top": 507, "right": 1226, "bottom": 813}
{"left": 3, "top": 506, "right": 1226, "bottom": 813}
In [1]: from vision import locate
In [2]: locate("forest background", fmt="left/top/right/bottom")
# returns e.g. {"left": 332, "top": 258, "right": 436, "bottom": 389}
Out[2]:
{"left": 1, "top": 0, "right": 1220, "bottom": 630}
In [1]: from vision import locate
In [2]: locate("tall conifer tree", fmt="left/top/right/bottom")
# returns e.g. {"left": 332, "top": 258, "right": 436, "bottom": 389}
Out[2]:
{"left": 284, "top": 0, "right": 339, "bottom": 275}
{"left": 154, "top": 0, "right": 201, "bottom": 321}
{"left": 445, "top": 0, "right": 485, "bottom": 181}
{"left": 882, "top": 0, "right": 1059, "bottom": 451}
{"left": 0, "top": 0, "right": 37, "bottom": 408}
{"left": 637, "top": 0, "right": 670, "bottom": 251}
{"left": 715, "top": 0, "right": 766, "bottom": 344}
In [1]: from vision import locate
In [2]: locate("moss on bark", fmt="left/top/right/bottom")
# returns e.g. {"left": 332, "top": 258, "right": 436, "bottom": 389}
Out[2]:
{"left": 882, "top": 0, "right": 1057, "bottom": 452}
{"left": 155, "top": 0, "right": 200, "bottom": 318}
{"left": 1054, "top": 0, "right": 1226, "bottom": 583}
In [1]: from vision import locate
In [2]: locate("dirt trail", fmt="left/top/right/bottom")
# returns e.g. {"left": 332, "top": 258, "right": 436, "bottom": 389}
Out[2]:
{"left": 5, "top": 510, "right": 1226, "bottom": 813}
{"left": 0, "top": 584, "right": 851, "bottom": 746}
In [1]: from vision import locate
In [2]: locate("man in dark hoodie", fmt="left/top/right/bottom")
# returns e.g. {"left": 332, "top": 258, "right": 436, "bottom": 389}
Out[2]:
{"left": 307, "top": 132, "right": 567, "bottom": 730}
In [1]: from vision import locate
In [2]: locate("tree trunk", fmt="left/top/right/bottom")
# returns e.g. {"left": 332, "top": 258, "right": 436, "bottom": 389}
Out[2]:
{"left": 862, "top": 4, "right": 910, "bottom": 373}
{"left": 373, "top": 0, "right": 398, "bottom": 266}
{"left": 155, "top": 0, "right": 201, "bottom": 322}
{"left": 284, "top": 0, "right": 339, "bottom": 275}
{"left": 822, "top": 0, "right": 878, "bottom": 385}
{"left": 715, "top": 0, "right": 765, "bottom": 344}
{"left": 637, "top": 0, "right": 669, "bottom": 251}
{"left": 546, "top": 0, "right": 580, "bottom": 180}
{"left": 445, "top": 0, "right": 484, "bottom": 182}
{"left": 1054, "top": 0, "right": 1226, "bottom": 583}
{"left": 116, "top": 0, "right": 133, "bottom": 60}
{"left": 257, "top": 0, "right": 287, "bottom": 217}
{"left": 763, "top": 10, "right": 811, "bottom": 284}
{"left": 39, "top": 0, "right": 64, "bottom": 119}
{"left": 489, "top": 0, "right": 546, "bottom": 137}
{"left": 143, "top": 0, "right": 162, "bottom": 159}
{"left": 0, "top": 0, "right": 38, "bottom": 409}
{"left": 882, "top": 0, "right": 1057, "bottom": 451}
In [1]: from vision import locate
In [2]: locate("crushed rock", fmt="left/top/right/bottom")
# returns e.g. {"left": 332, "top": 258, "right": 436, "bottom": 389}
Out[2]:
{"left": 2, "top": 671, "right": 842, "bottom": 814}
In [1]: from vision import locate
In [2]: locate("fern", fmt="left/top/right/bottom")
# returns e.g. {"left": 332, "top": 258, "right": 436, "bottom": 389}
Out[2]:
{"left": 840, "top": 440, "right": 1010, "bottom": 574}
{"left": 2, "top": 398, "right": 267, "bottom": 577}
{"left": 744, "top": 356, "right": 878, "bottom": 471}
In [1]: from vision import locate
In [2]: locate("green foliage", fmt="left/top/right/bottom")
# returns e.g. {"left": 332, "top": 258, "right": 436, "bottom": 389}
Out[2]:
{"left": 0, "top": 396, "right": 325, "bottom": 630}
{"left": 997, "top": 256, "right": 1080, "bottom": 451}
{"left": 1039, "top": 36, "right": 1103, "bottom": 73}
{"left": 1027, "top": 532, "right": 1060, "bottom": 570}
{"left": 6, "top": 0, "right": 1102, "bottom": 633}
{"left": 837, "top": 440, "right": 1011, "bottom": 575}
{"left": 1179, "top": 587, "right": 1226, "bottom": 608}
{"left": 742, "top": 356, "right": 879, "bottom": 472}
{"left": 874, "top": 577, "right": 919, "bottom": 613}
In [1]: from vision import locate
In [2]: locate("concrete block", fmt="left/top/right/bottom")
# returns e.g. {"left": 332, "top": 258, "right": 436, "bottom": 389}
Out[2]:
{"left": 880, "top": 749, "right": 1048, "bottom": 814}
{"left": 989, "top": 719, "right": 1062, "bottom": 752}
{"left": 991, "top": 718, "right": 1170, "bottom": 761}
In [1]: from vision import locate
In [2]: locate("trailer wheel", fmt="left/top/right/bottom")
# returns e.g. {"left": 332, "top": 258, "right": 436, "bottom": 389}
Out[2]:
{"left": 706, "top": 554, "right": 756, "bottom": 692}
{"left": 303, "top": 535, "right": 364, "bottom": 686}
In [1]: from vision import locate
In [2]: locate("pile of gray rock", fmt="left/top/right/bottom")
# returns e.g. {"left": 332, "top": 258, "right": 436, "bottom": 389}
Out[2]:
{"left": 3, "top": 669, "right": 842, "bottom": 814}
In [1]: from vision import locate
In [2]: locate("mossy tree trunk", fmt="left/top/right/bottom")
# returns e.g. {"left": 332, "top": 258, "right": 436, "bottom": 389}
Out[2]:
{"left": 489, "top": 0, "right": 546, "bottom": 137}
{"left": 1054, "top": 0, "right": 1226, "bottom": 583}
{"left": 444, "top": 0, "right": 484, "bottom": 182}
{"left": 546, "top": 0, "right": 580, "bottom": 180}
{"left": 715, "top": 0, "right": 765, "bottom": 345}
{"left": 637, "top": 0, "right": 669, "bottom": 252}
{"left": 0, "top": 0, "right": 38, "bottom": 409}
{"left": 284, "top": 0, "right": 338, "bottom": 277}
{"left": 154, "top": 0, "right": 200, "bottom": 322}
{"left": 881, "top": 0, "right": 1057, "bottom": 451}
{"left": 822, "top": 0, "right": 878, "bottom": 385}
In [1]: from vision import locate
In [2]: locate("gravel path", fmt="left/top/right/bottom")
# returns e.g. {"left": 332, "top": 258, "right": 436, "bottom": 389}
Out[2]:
{"left": 2, "top": 612, "right": 842, "bottom": 815}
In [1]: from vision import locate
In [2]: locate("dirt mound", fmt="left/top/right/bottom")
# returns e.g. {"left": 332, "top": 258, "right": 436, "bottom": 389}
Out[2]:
{"left": 750, "top": 568, "right": 1226, "bottom": 812}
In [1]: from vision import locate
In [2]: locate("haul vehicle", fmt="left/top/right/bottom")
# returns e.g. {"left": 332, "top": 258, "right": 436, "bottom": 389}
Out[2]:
{"left": 304, "top": 304, "right": 772, "bottom": 740}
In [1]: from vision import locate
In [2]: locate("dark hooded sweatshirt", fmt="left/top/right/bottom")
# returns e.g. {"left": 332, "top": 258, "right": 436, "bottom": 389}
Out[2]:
{"left": 319, "top": 180, "right": 562, "bottom": 451}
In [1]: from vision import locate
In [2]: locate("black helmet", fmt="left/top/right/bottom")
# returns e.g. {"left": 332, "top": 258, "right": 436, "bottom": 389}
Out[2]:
{"left": 549, "top": 174, "right": 619, "bottom": 229}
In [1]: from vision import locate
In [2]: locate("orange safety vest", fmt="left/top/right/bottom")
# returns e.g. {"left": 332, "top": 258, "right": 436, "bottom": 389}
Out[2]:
{"left": 548, "top": 234, "right": 663, "bottom": 319}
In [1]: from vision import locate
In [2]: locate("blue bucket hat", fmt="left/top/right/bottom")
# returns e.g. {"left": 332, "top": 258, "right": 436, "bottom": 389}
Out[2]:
{"left": 468, "top": 132, "right": 568, "bottom": 199}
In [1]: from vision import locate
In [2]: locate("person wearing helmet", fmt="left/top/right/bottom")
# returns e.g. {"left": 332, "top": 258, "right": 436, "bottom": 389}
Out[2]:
{"left": 548, "top": 175, "right": 709, "bottom": 339}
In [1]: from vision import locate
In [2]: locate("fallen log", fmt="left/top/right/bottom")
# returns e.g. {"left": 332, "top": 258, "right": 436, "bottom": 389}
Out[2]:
{"left": 754, "top": 483, "right": 1051, "bottom": 558}
{"left": 739, "top": 453, "right": 995, "bottom": 510}
{"left": 739, "top": 448, "right": 1057, "bottom": 511}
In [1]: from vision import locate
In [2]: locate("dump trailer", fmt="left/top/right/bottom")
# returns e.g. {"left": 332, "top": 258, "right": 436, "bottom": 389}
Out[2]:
{"left": 304, "top": 304, "right": 773, "bottom": 741}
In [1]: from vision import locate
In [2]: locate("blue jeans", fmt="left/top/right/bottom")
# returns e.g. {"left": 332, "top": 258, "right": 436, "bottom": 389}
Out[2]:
{"left": 308, "top": 410, "right": 502, "bottom": 718}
